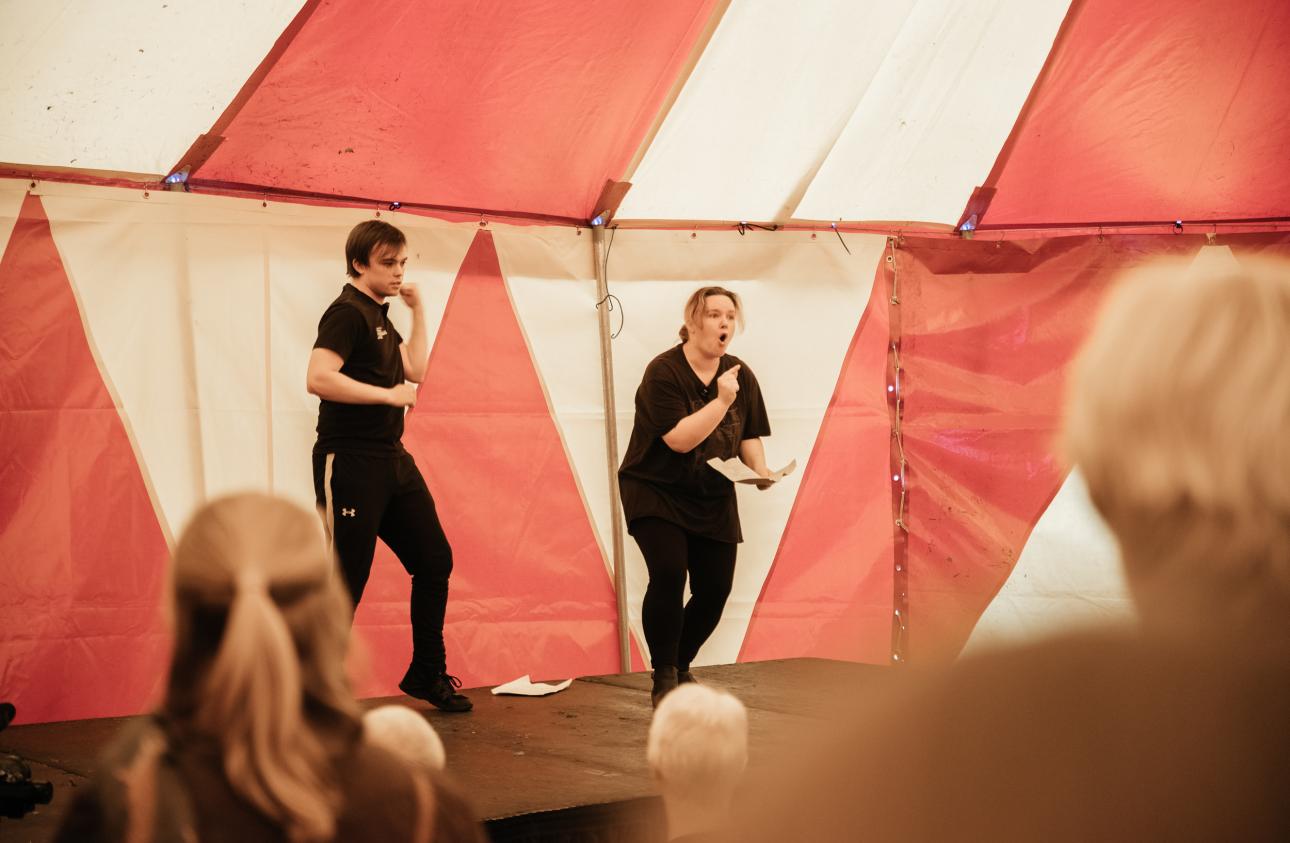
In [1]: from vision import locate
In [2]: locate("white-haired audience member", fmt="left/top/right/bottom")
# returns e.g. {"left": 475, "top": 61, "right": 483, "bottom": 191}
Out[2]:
{"left": 648, "top": 684, "right": 749, "bottom": 843}
{"left": 1065, "top": 257, "right": 1290, "bottom": 644}
{"left": 364, "top": 705, "right": 447, "bottom": 772}
{"left": 732, "top": 256, "right": 1290, "bottom": 841}
{"left": 54, "top": 493, "right": 486, "bottom": 843}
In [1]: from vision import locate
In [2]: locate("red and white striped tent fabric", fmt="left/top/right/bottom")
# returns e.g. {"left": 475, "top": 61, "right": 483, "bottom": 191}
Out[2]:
{"left": 2, "top": 0, "right": 1288, "bottom": 724}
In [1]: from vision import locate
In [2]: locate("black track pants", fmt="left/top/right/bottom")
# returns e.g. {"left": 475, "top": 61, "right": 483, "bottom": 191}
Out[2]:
{"left": 313, "top": 450, "right": 453, "bottom": 675}
{"left": 630, "top": 516, "right": 737, "bottom": 672}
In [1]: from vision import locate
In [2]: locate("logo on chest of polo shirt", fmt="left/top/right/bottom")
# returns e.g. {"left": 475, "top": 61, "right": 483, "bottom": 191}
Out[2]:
{"left": 375, "top": 326, "right": 388, "bottom": 340}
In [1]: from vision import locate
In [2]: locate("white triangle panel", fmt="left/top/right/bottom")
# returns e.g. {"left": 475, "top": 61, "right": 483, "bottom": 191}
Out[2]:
{"left": 0, "top": 1, "right": 304, "bottom": 174}
{"left": 41, "top": 182, "right": 471, "bottom": 536}
{"left": 620, "top": 0, "right": 917, "bottom": 222}
{"left": 0, "top": 178, "right": 29, "bottom": 253}
{"left": 964, "top": 469, "right": 1134, "bottom": 654}
{"left": 795, "top": 0, "right": 1071, "bottom": 224}
{"left": 603, "top": 228, "right": 887, "bottom": 665}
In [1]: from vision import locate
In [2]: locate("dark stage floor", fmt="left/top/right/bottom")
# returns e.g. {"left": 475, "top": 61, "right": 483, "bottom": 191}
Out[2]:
{"left": 1, "top": 658, "right": 887, "bottom": 842}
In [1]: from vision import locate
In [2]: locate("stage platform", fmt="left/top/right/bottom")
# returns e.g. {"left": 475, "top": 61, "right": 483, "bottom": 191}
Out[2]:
{"left": 1, "top": 658, "right": 887, "bottom": 842}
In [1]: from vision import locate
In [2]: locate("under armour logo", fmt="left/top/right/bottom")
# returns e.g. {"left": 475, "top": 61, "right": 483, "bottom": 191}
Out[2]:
{"left": 341, "top": 508, "right": 356, "bottom": 517}
{"left": 375, "top": 326, "right": 388, "bottom": 340}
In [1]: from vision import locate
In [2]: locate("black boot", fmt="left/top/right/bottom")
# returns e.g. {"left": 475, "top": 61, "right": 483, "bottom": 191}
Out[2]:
{"left": 400, "top": 665, "right": 473, "bottom": 713}
{"left": 677, "top": 669, "right": 699, "bottom": 685}
{"left": 651, "top": 666, "right": 679, "bottom": 708}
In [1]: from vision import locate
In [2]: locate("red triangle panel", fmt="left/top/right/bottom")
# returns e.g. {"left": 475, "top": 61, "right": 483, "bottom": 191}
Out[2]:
{"left": 984, "top": 0, "right": 1290, "bottom": 225}
{"left": 0, "top": 194, "right": 171, "bottom": 724}
{"left": 740, "top": 263, "right": 894, "bottom": 665}
{"left": 895, "top": 234, "right": 1207, "bottom": 660}
{"left": 351, "top": 229, "right": 623, "bottom": 694}
{"left": 196, "top": 0, "right": 719, "bottom": 219}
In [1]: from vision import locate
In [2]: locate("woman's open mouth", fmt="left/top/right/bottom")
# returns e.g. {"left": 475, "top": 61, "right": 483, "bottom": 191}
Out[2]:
{"left": 718, "top": 331, "right": 729, "bottom": 344}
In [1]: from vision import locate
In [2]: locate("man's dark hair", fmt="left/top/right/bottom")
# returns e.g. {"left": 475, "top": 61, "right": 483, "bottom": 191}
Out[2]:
{"left": 345, "top": 220, "right": 407, "bottom": 278}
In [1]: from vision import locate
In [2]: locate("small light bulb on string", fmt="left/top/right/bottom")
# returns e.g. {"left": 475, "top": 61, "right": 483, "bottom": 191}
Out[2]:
{"left": 830, "top": 222, "right": 852, "bottom": 255}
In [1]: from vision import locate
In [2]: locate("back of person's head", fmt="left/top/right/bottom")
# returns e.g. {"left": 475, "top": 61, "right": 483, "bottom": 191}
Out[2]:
{"left": 165, "top": 492, "right": 359, "bottom": 842}
{"left": 1065, "top": 256, "right": 1290, "bottom": 637}
{"left": 647, "top": 684, "right": 748, "bottom": 806}
{"left": 364, "top": 705, "right": 446, "bottom": 772}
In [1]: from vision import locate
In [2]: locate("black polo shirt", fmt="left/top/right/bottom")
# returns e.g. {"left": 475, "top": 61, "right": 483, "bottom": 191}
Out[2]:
{"left": 313, "top": 283, "right": 406, "bottom": 454}
{"left": 618, "top": 345, "right": 771, "bottom": 543}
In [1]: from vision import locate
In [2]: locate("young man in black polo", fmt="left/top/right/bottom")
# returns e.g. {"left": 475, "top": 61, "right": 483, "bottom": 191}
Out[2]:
{"left": 306, "top": 219, "right": 471, "bottom": 712}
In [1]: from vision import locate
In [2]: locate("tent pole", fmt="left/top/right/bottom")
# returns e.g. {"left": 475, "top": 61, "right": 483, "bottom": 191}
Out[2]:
{"left": 592, "top": 223, "right": 631, "bottom": 672}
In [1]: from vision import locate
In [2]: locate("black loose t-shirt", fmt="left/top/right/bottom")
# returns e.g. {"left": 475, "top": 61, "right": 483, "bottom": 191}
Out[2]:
{"left": 312, "top": 283, "right": 406, "bottom": 454}
{"left": 618, "top": 345, "right": 771, "bottom": 543}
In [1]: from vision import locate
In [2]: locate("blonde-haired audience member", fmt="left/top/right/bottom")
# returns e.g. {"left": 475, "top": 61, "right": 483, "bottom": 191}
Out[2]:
{"left": 54, "top": 493, "right": 481, "bottom": 843}
{"left": 364, "top": 705, "right": 446, "bottom": 772}
{"left": 1066, "top": 256, "right": 1290, "bottom": 642}
{"left": 733, "top": 256, "right": 1290, "bottom": 842}
{"left": 648, "top": 684, "right": 748, "bottom": 842}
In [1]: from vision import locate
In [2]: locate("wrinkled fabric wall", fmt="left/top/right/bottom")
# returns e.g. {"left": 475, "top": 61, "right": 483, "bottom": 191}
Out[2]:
{"left": 0, "top": 181, "right": 885, "bottom": 722}
{"left": 3, "top": 177, "right": 1286, "bottom": 723}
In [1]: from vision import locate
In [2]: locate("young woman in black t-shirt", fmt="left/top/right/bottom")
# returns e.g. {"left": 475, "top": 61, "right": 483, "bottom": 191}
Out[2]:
{"left": 618, "top": 286, "right": 772, "bottom": 706}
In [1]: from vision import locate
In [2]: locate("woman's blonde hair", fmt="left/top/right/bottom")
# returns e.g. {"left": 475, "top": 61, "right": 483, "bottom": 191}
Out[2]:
{"left": 679, "top": 286, "right": 743, "bottom": 342}
{"left": 163, "top": 493, "right": 360, "bottom": 842}
{"left": 1065, "top": 256, "right": 1290, "bottom": 626}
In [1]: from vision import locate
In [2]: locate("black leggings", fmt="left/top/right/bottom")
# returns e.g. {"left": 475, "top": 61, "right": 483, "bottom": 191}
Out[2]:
{"left": 631, "top": 517, "right": 737, "bottom": 672}
{"left": 314, "top": 450, "right": 453, "bottom": 675}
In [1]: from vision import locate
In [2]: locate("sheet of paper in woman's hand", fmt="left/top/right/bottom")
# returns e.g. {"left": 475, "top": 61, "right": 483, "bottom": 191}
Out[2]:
{"left": 706, "top": 457, "right": 797, "bottom": 484}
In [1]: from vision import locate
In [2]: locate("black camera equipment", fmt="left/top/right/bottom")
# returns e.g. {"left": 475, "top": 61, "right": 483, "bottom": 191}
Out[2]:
{"left": 0, "top": 703, "right": 55, "bottom": 821}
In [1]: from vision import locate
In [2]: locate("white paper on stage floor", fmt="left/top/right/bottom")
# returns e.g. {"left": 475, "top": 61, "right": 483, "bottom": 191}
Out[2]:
{"left": 707, "top": 457, "right": 797, "bottom": 485}
{"left": 490, "top": 674, "right": 574, "bottom": 696}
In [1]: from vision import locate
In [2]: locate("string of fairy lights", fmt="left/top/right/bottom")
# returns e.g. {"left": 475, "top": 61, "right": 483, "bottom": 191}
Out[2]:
{"left": 886, "top": 236, "right": 909, "bottom": 665}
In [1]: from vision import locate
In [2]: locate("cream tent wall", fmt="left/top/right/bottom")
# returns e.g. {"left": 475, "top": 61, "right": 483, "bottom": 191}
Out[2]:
{"left": 0, "top": 179, "right": 890, "bottom": 719}
{"left": 3, "top": 0, "right": 1289, "bottom": 723}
